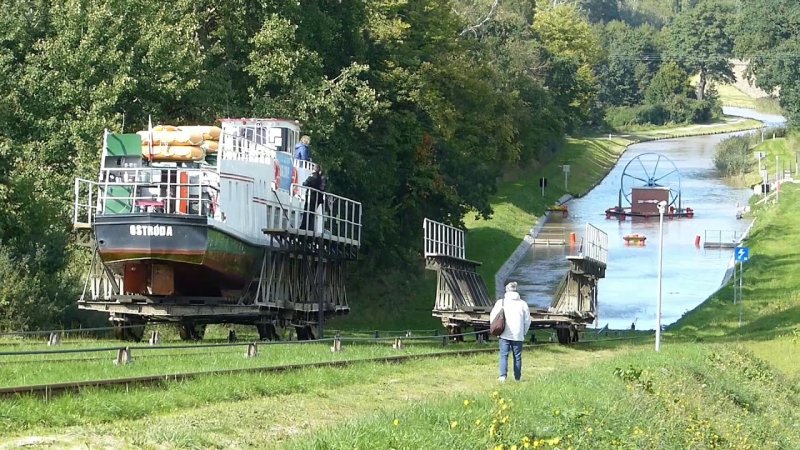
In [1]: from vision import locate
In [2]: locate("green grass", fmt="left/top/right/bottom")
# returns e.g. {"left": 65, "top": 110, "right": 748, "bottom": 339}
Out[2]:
{"left": 717, "top": 84, "right": 783, "bottom": 115}
{"left": 285, "top": 344, "right": 799, "bottom": 450}
{"left": 670, "top": 183, "right": 800, "bottom": 343}
{"left": 0, "top": 340, "right": 476, "bottom": 388}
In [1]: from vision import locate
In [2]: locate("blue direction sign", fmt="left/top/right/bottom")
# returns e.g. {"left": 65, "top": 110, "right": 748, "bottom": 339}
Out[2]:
{"left": 734, "top": 246, "right": 750, "bottom": 262}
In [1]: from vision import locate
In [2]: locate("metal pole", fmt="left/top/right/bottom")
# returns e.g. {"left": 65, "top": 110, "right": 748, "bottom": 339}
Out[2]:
{"left": 732, "top": 254, "right": 737, "bottom": 305}
{"left": 777, "top": 155, "right": 780, "bottom": 202}
{"left": 738, "top": 261, "right": 744, "bottom": 326}
{"left": 317, "top": 236, "right": 325, "bottom": 339}
{"left": 656, "top": 204, "right": 665, "bottom": 352}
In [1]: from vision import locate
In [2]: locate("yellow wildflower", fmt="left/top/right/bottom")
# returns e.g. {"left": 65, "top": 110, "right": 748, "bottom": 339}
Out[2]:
{"left": 450, "top": 420, "right": 459, "bottom": 429}
{"left": 553, "top": 409, "right": 560, "bottom": 416}
{"left": 392, "top": 419, "right": 399, "bottom": 427}
{"left": 510, "top": 445, "right": 518, "bottom": 450}
{"left": 463, "top": 399, "right": 471, "bottom": 407}
{"left": 493, "top": 445, "right": 504, "bottom": 450}
{"left": 546, "top": 437, "right": 561, "bottom": 446}
{"left": 475, "top": 419, "right": 481, "bottom": 426}
{"left": 492, "top": 391, "right": 500, "bottom": 399}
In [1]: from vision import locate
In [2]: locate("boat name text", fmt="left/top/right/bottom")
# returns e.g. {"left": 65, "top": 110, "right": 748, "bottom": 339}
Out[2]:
{"left": 129, "top": 225, "right": 173, "bottom": 237}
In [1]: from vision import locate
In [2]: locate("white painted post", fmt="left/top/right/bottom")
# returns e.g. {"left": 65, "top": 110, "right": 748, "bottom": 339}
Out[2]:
{"left": 655, "top": 201, "right": 666, "bottom": 352}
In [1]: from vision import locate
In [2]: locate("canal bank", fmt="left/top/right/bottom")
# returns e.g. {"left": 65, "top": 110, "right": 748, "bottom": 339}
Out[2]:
{"left": 500, "top": 108, "right": 785, "bottom": 331}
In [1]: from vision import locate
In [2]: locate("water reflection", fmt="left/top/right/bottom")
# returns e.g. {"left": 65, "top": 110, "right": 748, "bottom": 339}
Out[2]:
{"left": 509, "top": 109, "right": 783, "bottom": 330}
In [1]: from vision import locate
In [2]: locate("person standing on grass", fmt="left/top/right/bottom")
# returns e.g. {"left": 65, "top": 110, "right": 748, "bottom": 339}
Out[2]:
{"left": 489, "top": 281, "right": 531, "bottom": 382}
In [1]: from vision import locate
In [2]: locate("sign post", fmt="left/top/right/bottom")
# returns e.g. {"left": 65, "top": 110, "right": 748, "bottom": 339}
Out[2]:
{"left": 539, "top": 177, "right": 547, "bottom": 197}
{"left": 734, "top": 246, "right": 749, "bottom": 326}
{"left": 562, "top": 165, "right": 571, "bottom": 191}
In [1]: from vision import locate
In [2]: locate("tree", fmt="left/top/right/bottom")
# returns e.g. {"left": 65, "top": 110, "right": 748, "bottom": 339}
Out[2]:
{"left": 597, "top": 21, "right": 662, "bottom": 106}
{"left": 575, "top": 0, "right": 620, "bottom": 23}
{"left": 667, "top": 0, "right": 736, "bottom": 100}
{"left": 734, "top": 0, "right": 800, "bottom": 125}
{"left": 533, "top": 0, "right": 602, "bottom": 129}
{"left": 645, "top": 62, "right": 693, "bottom": 105}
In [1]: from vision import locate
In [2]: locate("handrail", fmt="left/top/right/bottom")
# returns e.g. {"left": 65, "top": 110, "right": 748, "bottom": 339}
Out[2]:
{"left": 292, "top": 184, "right": 363, "bottom": 244}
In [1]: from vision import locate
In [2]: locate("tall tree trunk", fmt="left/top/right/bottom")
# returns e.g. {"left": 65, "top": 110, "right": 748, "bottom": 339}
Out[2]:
{"left": 697, "top": 66, "right": 706, "bottom": 100}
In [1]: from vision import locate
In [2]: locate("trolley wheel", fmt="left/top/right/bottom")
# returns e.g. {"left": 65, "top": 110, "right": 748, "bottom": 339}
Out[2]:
{"left": 112, "top": 317, "right": 146, "bottom": 342}
{"left": 556, "top": 327, "right": 571, "bottom": 345}
{"left": 179, "top": 322, "right": 206, "bottom": 341}
{"left": 112, "top": 322, "right": 125, "bottom": 340}
{"left": 127, "top": 321, "right": 146, "bottom": 342}
{"left": 295, "top": 325, "right": 316, "bottom": 341}
{"left": 449, "top": 326, "right": 464, "bottom": 343}
{"left": 475, "top": 327, "right": 490, "bottom": 342}
{"left": 570, "top": 324, "right": 580, "bottom": 343}
{"left": 256, "top": 323, "right": 280, "bottom": 341}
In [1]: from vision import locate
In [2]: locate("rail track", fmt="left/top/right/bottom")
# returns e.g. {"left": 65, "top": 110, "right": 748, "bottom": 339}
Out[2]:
{"left": 0, "top": 333, "right": 651, "bottom": 399}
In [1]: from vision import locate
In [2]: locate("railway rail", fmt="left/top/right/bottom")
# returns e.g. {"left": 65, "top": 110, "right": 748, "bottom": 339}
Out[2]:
{"left": 0, "top": 333, "right": 652, "bottom": 399}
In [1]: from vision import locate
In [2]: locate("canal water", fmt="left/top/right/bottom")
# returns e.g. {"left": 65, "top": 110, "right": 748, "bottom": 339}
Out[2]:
{"left": 509, "top": 108, "right": 786, "bottom": 330}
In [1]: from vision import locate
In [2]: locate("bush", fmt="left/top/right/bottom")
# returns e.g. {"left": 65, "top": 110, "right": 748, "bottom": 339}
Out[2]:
{"left": 605, "top": 104, "right": 667, "bottom": 128}
{"left": 713, "top": 136, "right": 752, "bottom": 176}
{"left": 0, "top": 244, "right": 76, "bottom": 331}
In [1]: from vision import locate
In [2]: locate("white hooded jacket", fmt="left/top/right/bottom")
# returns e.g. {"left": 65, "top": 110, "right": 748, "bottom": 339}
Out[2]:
{"left": 489, "top": 290, "right": 531, "bottom": 342}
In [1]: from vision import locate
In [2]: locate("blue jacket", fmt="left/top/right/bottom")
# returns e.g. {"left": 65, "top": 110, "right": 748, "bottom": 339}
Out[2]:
{"left": 294, "top": 142, "right": 311, "bottom": 161}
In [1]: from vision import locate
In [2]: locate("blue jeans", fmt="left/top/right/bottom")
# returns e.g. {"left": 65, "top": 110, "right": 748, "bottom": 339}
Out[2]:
{"left": 499, "top": 338, "right": 523, "bottom": 380}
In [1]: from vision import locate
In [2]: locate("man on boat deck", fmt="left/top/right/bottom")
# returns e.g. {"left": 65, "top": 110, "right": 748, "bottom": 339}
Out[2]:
{"left": 294, "top": 135, "right": 312, "bottom": 161}
{"left": 300, "top": 167, "right": 326, "bottom": 230}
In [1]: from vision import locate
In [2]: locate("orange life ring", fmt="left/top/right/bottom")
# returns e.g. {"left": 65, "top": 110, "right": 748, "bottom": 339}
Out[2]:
{"left": 291, "top": 167, "right": 299, "bottom": 195}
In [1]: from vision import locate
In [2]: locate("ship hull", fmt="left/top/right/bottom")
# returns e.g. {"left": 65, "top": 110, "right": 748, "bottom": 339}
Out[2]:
{"left": 94, "top": 214, "right": 262, "bottom": 295}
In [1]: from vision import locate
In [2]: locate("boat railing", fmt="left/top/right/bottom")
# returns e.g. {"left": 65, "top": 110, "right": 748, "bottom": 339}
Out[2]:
{"left": 73, "top": 167, "right": 221, "bottom": 227}
{"left": 219, "top": 131, "right": 276, "bottom": 163}
{"left": 73, "top": 178, "right": 100, "bottom": 229}
{"left": 291, "top": 184, "right": 362, "bottom": 245}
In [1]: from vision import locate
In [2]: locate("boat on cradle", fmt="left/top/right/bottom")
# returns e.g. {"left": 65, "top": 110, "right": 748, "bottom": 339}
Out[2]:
{"left": 73, "top": 118, "right": 362, "bottom": 341}
{"left": 605, "top": 153, "right": 695, "bottom": 221}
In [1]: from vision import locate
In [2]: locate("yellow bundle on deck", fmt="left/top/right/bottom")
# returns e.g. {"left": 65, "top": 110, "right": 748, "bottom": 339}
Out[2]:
{"left": 177, "top": 126, "right": 222, "bottom": 141}
{"left": 141, "top": 144, "right": 205, "bottom": 161}
{"left": 137, "top": 130, "right": 204, "bottom": 146}
{"left": 137, "top": 124, "right": 222, "bottom": 161}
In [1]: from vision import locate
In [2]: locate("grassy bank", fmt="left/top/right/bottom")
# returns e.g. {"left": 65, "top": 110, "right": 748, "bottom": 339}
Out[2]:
{"left": 717, "top": 84, "right": 783, "bottom": 115}
{"left": 465, "top": 117, "right": 764, "bottom": 297}
{"left": 670, "top": 183, "right": 800, "bottom": 343}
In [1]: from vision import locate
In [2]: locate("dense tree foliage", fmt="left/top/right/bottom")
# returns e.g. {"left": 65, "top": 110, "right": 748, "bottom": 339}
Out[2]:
{"left": 666, "top": 0, "right": 735, "bottom": 100}
{"left": 0, "top": 0, "right": 791, "bottom": 329}
{"left": 596, "top": 21, "right": 661, "bottom": 107}
{"left": 0, "top": 0, "right": 572, "bottom": 329}
{"left": 733, "top": 0, "right": 800, "bottom": 125}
